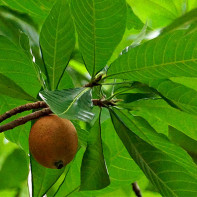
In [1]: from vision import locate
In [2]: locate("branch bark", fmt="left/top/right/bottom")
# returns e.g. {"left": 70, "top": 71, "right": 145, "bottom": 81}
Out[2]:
{"left": 132, "top": 182, "right": 142, "bottom": 197}
{"left": 0, "top": 108, "right": 52, "bottom": 133}
{"left": 0, "top": 101, "right": 48, "bottom": 123}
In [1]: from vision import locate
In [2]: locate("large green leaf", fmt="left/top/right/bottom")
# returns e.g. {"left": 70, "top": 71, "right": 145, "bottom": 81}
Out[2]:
{"left": 31, "top": 155, "right": 64, "bottom": 197}
{"left": 120, "top": 99, "right": 197, "bottom": 141}
{"left": 169, "top": 126, "right": 197, "bottom": 157}
{"left": 0, "top": 7, "right": 46, "bottom": 76}
{"left": 0, "top": 73, "right": 36, "bottom": 101}
{"left": 110, "top": 109, "right": 197, "bottom": 197}
{"left": 0, "top": 0, "right": 54, "bottom": 23}
{"left": 0, "top": 149, "right": 29, "bottom": 190}
{"left": 54, "top": 148, "right": 85, "bottom": 197}
{"left": 108, "top": 29, "right": 197, "bottom": 82}
{"left": 40, "top": 0, "right": 75, "bottom": 90}
{"left": 71, "top": 0, "right": 127, "bottom": 77}
{"left": 0, "top": 36, "right": 40, "bottom": 97}
{"left": 80, "top": 110, "right": 110, "bottom": 190}
{"left": 101, "top": 116, "right": 143, "bottom": 187}
{"left": 40, "top": 88, "right": 94, "bottom": 121}
{"left": 0, "top": 96, "right": 31, "bottom": 153}
{"left": 127, "top": 0, "right": 186, "bottom": 29}
{"left": 148, "top": 79, "right": 197, "bottom": 115}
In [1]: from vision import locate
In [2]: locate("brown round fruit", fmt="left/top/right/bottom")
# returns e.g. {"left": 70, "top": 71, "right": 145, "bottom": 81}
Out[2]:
{"left": 29, "top": 115, "right": 78, "bottom": 169}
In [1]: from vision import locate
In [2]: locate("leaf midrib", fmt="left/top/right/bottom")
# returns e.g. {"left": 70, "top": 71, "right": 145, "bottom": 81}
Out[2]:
{"left": 52, "top": 1, "right": 62, "bottom": 90}
{"left": 112, "top": 111, "right": 178, "bottom": 197}
{"left": 109, "top": 58, "right": 197, "bottom": 78}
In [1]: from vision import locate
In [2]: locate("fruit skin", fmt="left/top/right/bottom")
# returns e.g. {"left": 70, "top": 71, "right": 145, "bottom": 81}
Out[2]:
{"left": 29, "top": 115, "right": 78, "bottom": 169}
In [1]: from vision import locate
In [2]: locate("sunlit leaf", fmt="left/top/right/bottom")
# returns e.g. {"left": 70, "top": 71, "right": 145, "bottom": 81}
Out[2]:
{"left": 71, "top": 0, "right": 127, "bottom": 77}
{"left": 161, "top": 8, "right": 197, "bottom": 34}
{"left": 40, "top": 0, "right": 75, "bottom": 90}
{"left": 39, "top": 88, "right": 94, "bottom": 122}
{"left": 127, "top": 0, "right": 186, "bottom": 28}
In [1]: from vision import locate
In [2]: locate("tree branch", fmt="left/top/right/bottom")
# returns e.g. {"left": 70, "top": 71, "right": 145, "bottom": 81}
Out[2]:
{"left": 132, "top": 182, "right": 142, "bottom": 197}
{"left": 0, "top": 101, "right": 48, "bottom": 123}
{"left": 0, "top": 98, "right": 121, "bottom": 133}
{"left": 0, "top": 108, "right": 52, "bottom": 133}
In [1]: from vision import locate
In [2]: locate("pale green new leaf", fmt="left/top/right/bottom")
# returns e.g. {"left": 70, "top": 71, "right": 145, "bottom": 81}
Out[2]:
{"left": 127, "top": 0, "right": 186, "bottom": 28}
{"left": 71, "top": 0, "right": 127, "bottom": 77}
{"left": 80, "top": 110, "right": 110, "bottom": 190}
{"left": 39, "top": 88, "right": 94, "bottom": 121}
{"left": 120, "top": 99, "right": 197, "bottom": 141}
{"left": 108, "top": 30, "right": 197, "bottom": 82}
{"left": 110, "top": 109, "right": 197, "bottom": 197}
{"left": 40, "top": 0, "right": 75, "bottom": 90}
{"left": 161, "top": 8, "right": 197, "bottom": 35}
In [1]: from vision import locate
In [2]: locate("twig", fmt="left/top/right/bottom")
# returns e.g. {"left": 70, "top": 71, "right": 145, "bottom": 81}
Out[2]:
{"left": 0, "top": 101, "right": 48, "bottom": 123}
{"left": 0, "top": 108, "right": 52, "bottom": 133}
{"left": 132, "top": 182, "right": 142, "bottom": 197}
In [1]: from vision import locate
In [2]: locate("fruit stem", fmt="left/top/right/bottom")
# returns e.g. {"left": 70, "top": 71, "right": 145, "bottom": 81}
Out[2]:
{"left": 55, "top": 160, "right": 64, "bottom": 169}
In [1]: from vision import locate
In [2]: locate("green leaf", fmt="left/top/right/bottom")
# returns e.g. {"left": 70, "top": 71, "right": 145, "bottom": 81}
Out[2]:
{"left": 148, "top": 79, "right": 197, "bottom": 115}
{"left": 120, "top": 99, "right": 197, "bottom": 141}
{"left": 169, "top": 126, "right": 197, "bottom": 156}
{"left": 0, "top": 73, "right": 36, "bottom": 101}
{"left": 161, "top": 8, "right": 197, "bottom": 34}
{"left": 0, "top": 36, "right": 40, "bottom": 97}
{"left": 127, "top": 0, "right": 186, "bottom": 29}
{"left": 72, "top": 122, "right": 89, "bottom": 148}
{"left": 0, "top": 6, "right": 46, "bottom": 77}
{"left": 188, "top": 1, "right": 197, "bottom": 11}
{"left": 31, "top": 155, "right": 64, "bottom": 197}
{"left": 57, "top": 70, "right": 74, "bottom": 90}
{"left": 108, "top": 29, "right": 197, "bottom": 82}
{"left": 40, "top": 88, "right": 94, "bottom": 121}
{"left": 126, "top": 5, "right": 144, "bottom": 30}
{"left": 0, "top": 149, "right": 29, "bottom": 189}
{"left": 40, "top": 0, "right": 75, "bottom": 90}
{"left": 101, "top": 116, "right": 143, "bottom": 188}
{"left": 0, "top": 96, "right": 31, "bottom": 153}
{"left": 71, "top": 0, "right": 127, "bottom": 77}
{"left": 80, "top": 110, "right": 110, "bottom": 190}
{"left": 54, "top": 148, "right": 85, "bottom": 197}
{"left": 170, "top": 77, "right": 197, "bottom": 91}
{"left": 110, "top": 109, "right": 197, "bottom": 197}
{"left": 0, "top": 0, "right": 54, "bottom": 23}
